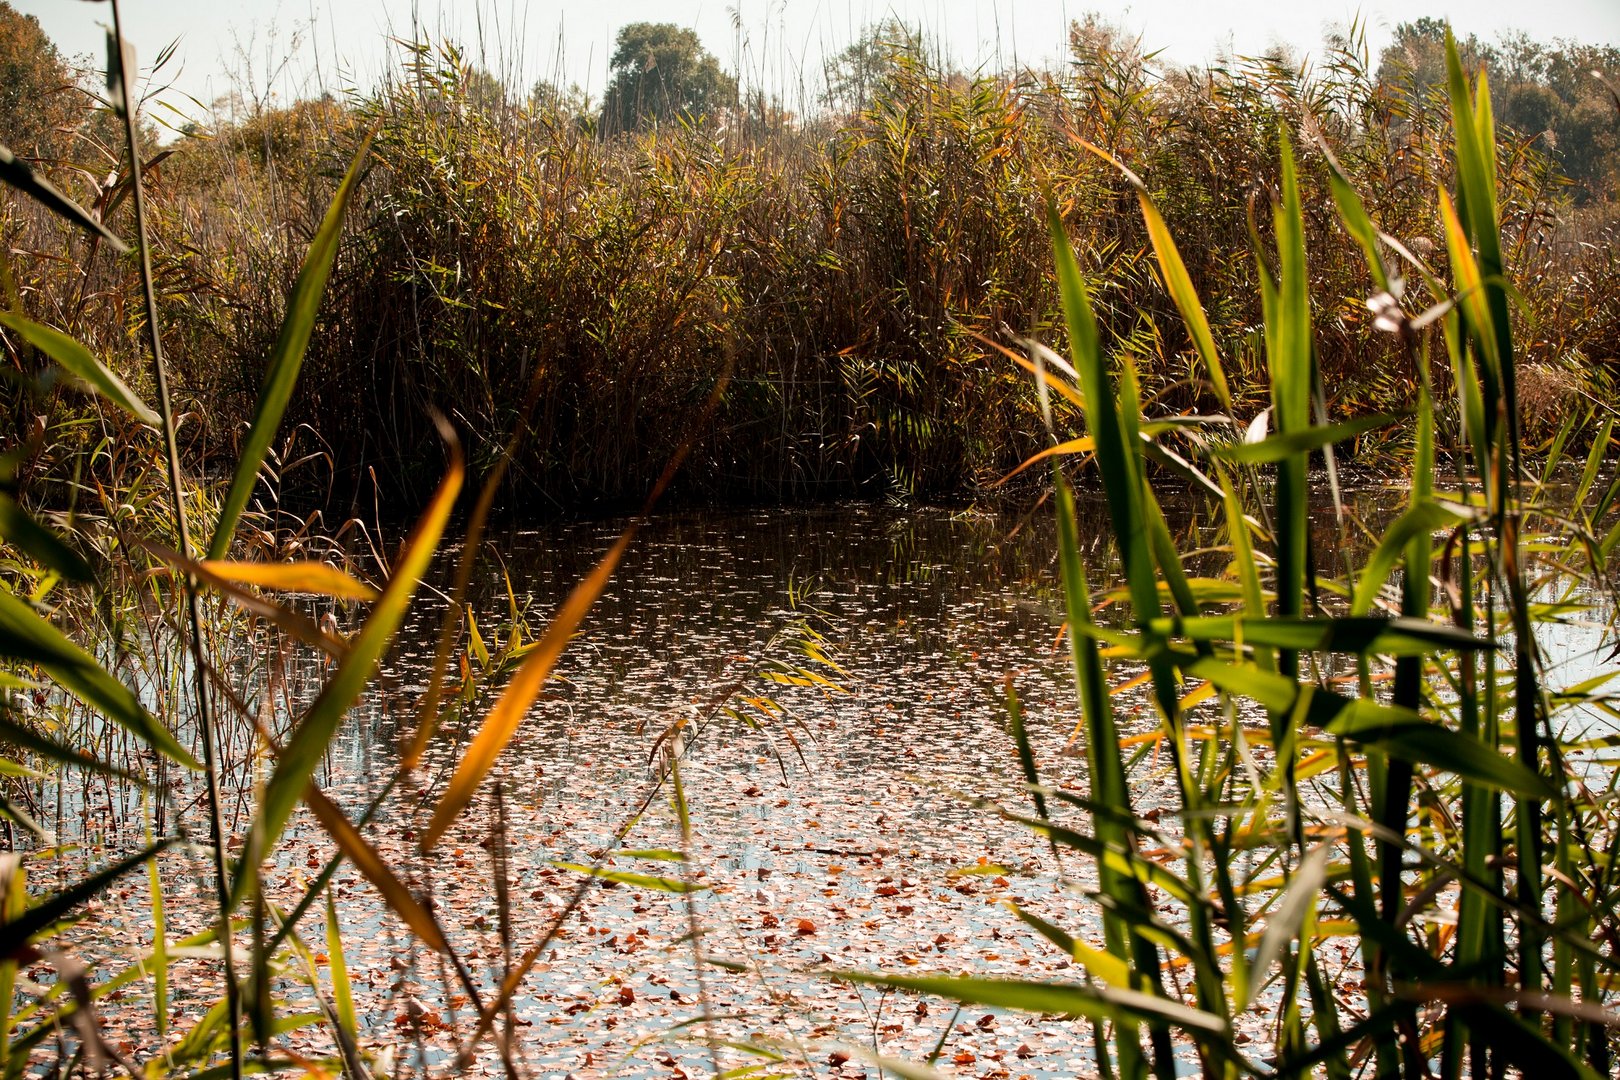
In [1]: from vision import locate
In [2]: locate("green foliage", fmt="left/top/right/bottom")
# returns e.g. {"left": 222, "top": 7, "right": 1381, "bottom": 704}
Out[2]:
{"left": 7, "top": 21, "right": 1616, "bottom": 511}
{"left": 821, "top": 19, "right": 930, "bottom": 114}
{"left": 1378, "top": 17, "right": 1620, "bottom": 201}
{"left": 869, "top": 30, "right": 1620, "bottom": 1078}
{"left": 599, "top": 22, "right": 736, "bottom": 134}
{"left": 0, "top": 3, "right": 78, "bottom": 163}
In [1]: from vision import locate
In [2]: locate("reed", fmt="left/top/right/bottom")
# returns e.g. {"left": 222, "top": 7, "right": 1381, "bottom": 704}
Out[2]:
{"left": 7, "top": 20, "right": 1611, "bottom": 511}
{"left": 846, "top": 29, "right": 1620, "bottom": 1078}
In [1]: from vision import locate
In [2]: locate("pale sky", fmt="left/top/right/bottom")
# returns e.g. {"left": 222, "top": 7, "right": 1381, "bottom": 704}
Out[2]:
{"left": 19, "top": 0, "right": 1620, "bottom": 124}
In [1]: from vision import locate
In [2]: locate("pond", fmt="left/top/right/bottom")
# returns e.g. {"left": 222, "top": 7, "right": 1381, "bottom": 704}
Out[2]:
{"left": 40, "top": 484, "right": 1618, "bottom": 1078}
{"left": 334, "top": 501, "right": 1113, "bottom": 1078}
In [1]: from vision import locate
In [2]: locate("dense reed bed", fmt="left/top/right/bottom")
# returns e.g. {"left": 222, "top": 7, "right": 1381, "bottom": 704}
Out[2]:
{"left": 843, "top": 33, "right": 1620, "bottom": 1077}
{"left": 6, "top": 17, "right": 1617, "bottom": 510}
{"left": 3, "top": 5, "right": 1620, "bottom": 1078}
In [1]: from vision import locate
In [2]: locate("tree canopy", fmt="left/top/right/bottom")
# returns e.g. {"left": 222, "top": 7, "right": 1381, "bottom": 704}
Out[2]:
{"left": 0, "top": 2, "right": 79, "bottom": 162}
{"left": 1377, "top": 18, "right": 1620, "bottom": 201}
{"left": 599, "top": 22, "right": 735, "bottom": 134}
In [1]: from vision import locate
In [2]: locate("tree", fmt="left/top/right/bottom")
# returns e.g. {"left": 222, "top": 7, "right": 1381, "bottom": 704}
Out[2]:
{"left": 817, "top": 19, "right": 972, "bottom": 116}
{"left": 1375, "top": 17, "right": 1489, "bottom": 96}
{"left": 1377, "top": 21, "right": 1620, "bottom": 202}
{"left": 529, "top": 80, "right": 593, "bottom": 131}
{"left": 822, "top": 20, "right": 927, "bottom": 114}
{"left": 0, "top": 2, "right": 79, "bottom": 162}
{"left": 599, "top": 22, "right": 735, "bottom": 134}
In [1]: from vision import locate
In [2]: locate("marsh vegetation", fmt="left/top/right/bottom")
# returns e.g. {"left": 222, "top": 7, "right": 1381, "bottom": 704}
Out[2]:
{"left": 2, "top": 3, "right": 1620, "bottom": 1077}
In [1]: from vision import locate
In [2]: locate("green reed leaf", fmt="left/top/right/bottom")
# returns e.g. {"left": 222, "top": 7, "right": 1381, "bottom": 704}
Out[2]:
{"left": 0, "top": 588, "right": 197, "bottom": 769}
{"left": 0, "top": 839, "right": 180, "bottom": 960}
{"left": 1136, "top": 192, "right": 1231, "bottom": 410}
{"left": 0, "top": 143, "right": 127, "bottom": 253}
{"left": 1245, "top": 845, "right": 1330, "bottom": 1010}
{"left": 1211, "top": 414, "right": 1403, "bottom": 464}
{"left": 0, "top": 707, "right": 146, "bottom": 784}
{"left": 837, "top": 973, "right": 1228, "bottom": 1036}
{"left": 323, "top": 891, "right": 357, "bottom": 1045}
{"left": 1156, "top": 615, "right": 1492, "bottom": 656}
{"left": 231, "top": 442, "right": 460, "bottom": 908}
{"left": 1352, "top": 500, "right": 1466, "bottom": 617}
{"left": 1322, "top": 150, "right": 1392, "bottom": 295}
{"left": 1328, "top": 716, "right": 1556, "bottom": 799}
{"left": 551, "top": 862, "right": 705, "bottom": 894}
{"left": 0, "top": 313, "right": 158, "bottom": 426}
{"left": 207, "top": 132, "right": 373, "bottom": 560}
{"left": 0, "top": 494, "right": 93, "bottom": 583}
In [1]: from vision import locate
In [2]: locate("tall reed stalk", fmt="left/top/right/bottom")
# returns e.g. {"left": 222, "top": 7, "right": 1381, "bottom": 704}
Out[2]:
{"left": 106, "top": 3, "right": 243, "bottom": 1071}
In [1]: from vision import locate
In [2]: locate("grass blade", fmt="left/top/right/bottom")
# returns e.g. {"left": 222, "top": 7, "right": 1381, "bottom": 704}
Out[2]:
{"left": 1327, "top": 717, "right": 1555, "bottom": 799}
{"left": 1350, "top": 501, "right": 1465, "bottom": 616}
{"left": 0, "top": 588, "right": 198, "bottom": 769}
{"left": 303, "top": 783, "right": 450, "bottom": 953}
{"left": 836, "top": 973, "right": 1229, "bottom": 1038}
{"left": 0, "top": 839, "right": 180, "bottom": 961}
{"left": 1209, "top": 414, "right": 1403, "bottom": 464}
{"left": 1246, "top": 845, "right": 1330, "bottom": 1010}
{"left": 551, "top": 862, "right": 706, "bottom": 894}
{"left": 231, "top": 441, "right": 461, "bottom": 906}
{"left": 0, "top": 313, "right": 158, "bottom": 426}
{"left": 323, "top": 891, "right": 357, "bottom": 1046}
{"left": 1135, "top": 193, "right": 1231, "bottom": 410}
{"left": 197, "top": 561, "right": 377, "bottom": 602}
{"left": 0, "top": 143, "right": 127, "bottom": 252}
{"left": 1003, "top": 676, "right": 1048, "bottom": 823}
{"left": 0, "top": 494, "right": 92, "bottom": 582}
{"left": 0, "top": 707, "right": 146, "bottom": 783}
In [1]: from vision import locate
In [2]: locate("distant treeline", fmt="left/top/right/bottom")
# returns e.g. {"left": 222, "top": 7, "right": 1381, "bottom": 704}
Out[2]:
{"left": 3, "top": 8, "right": 1617, "bottom": 512}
